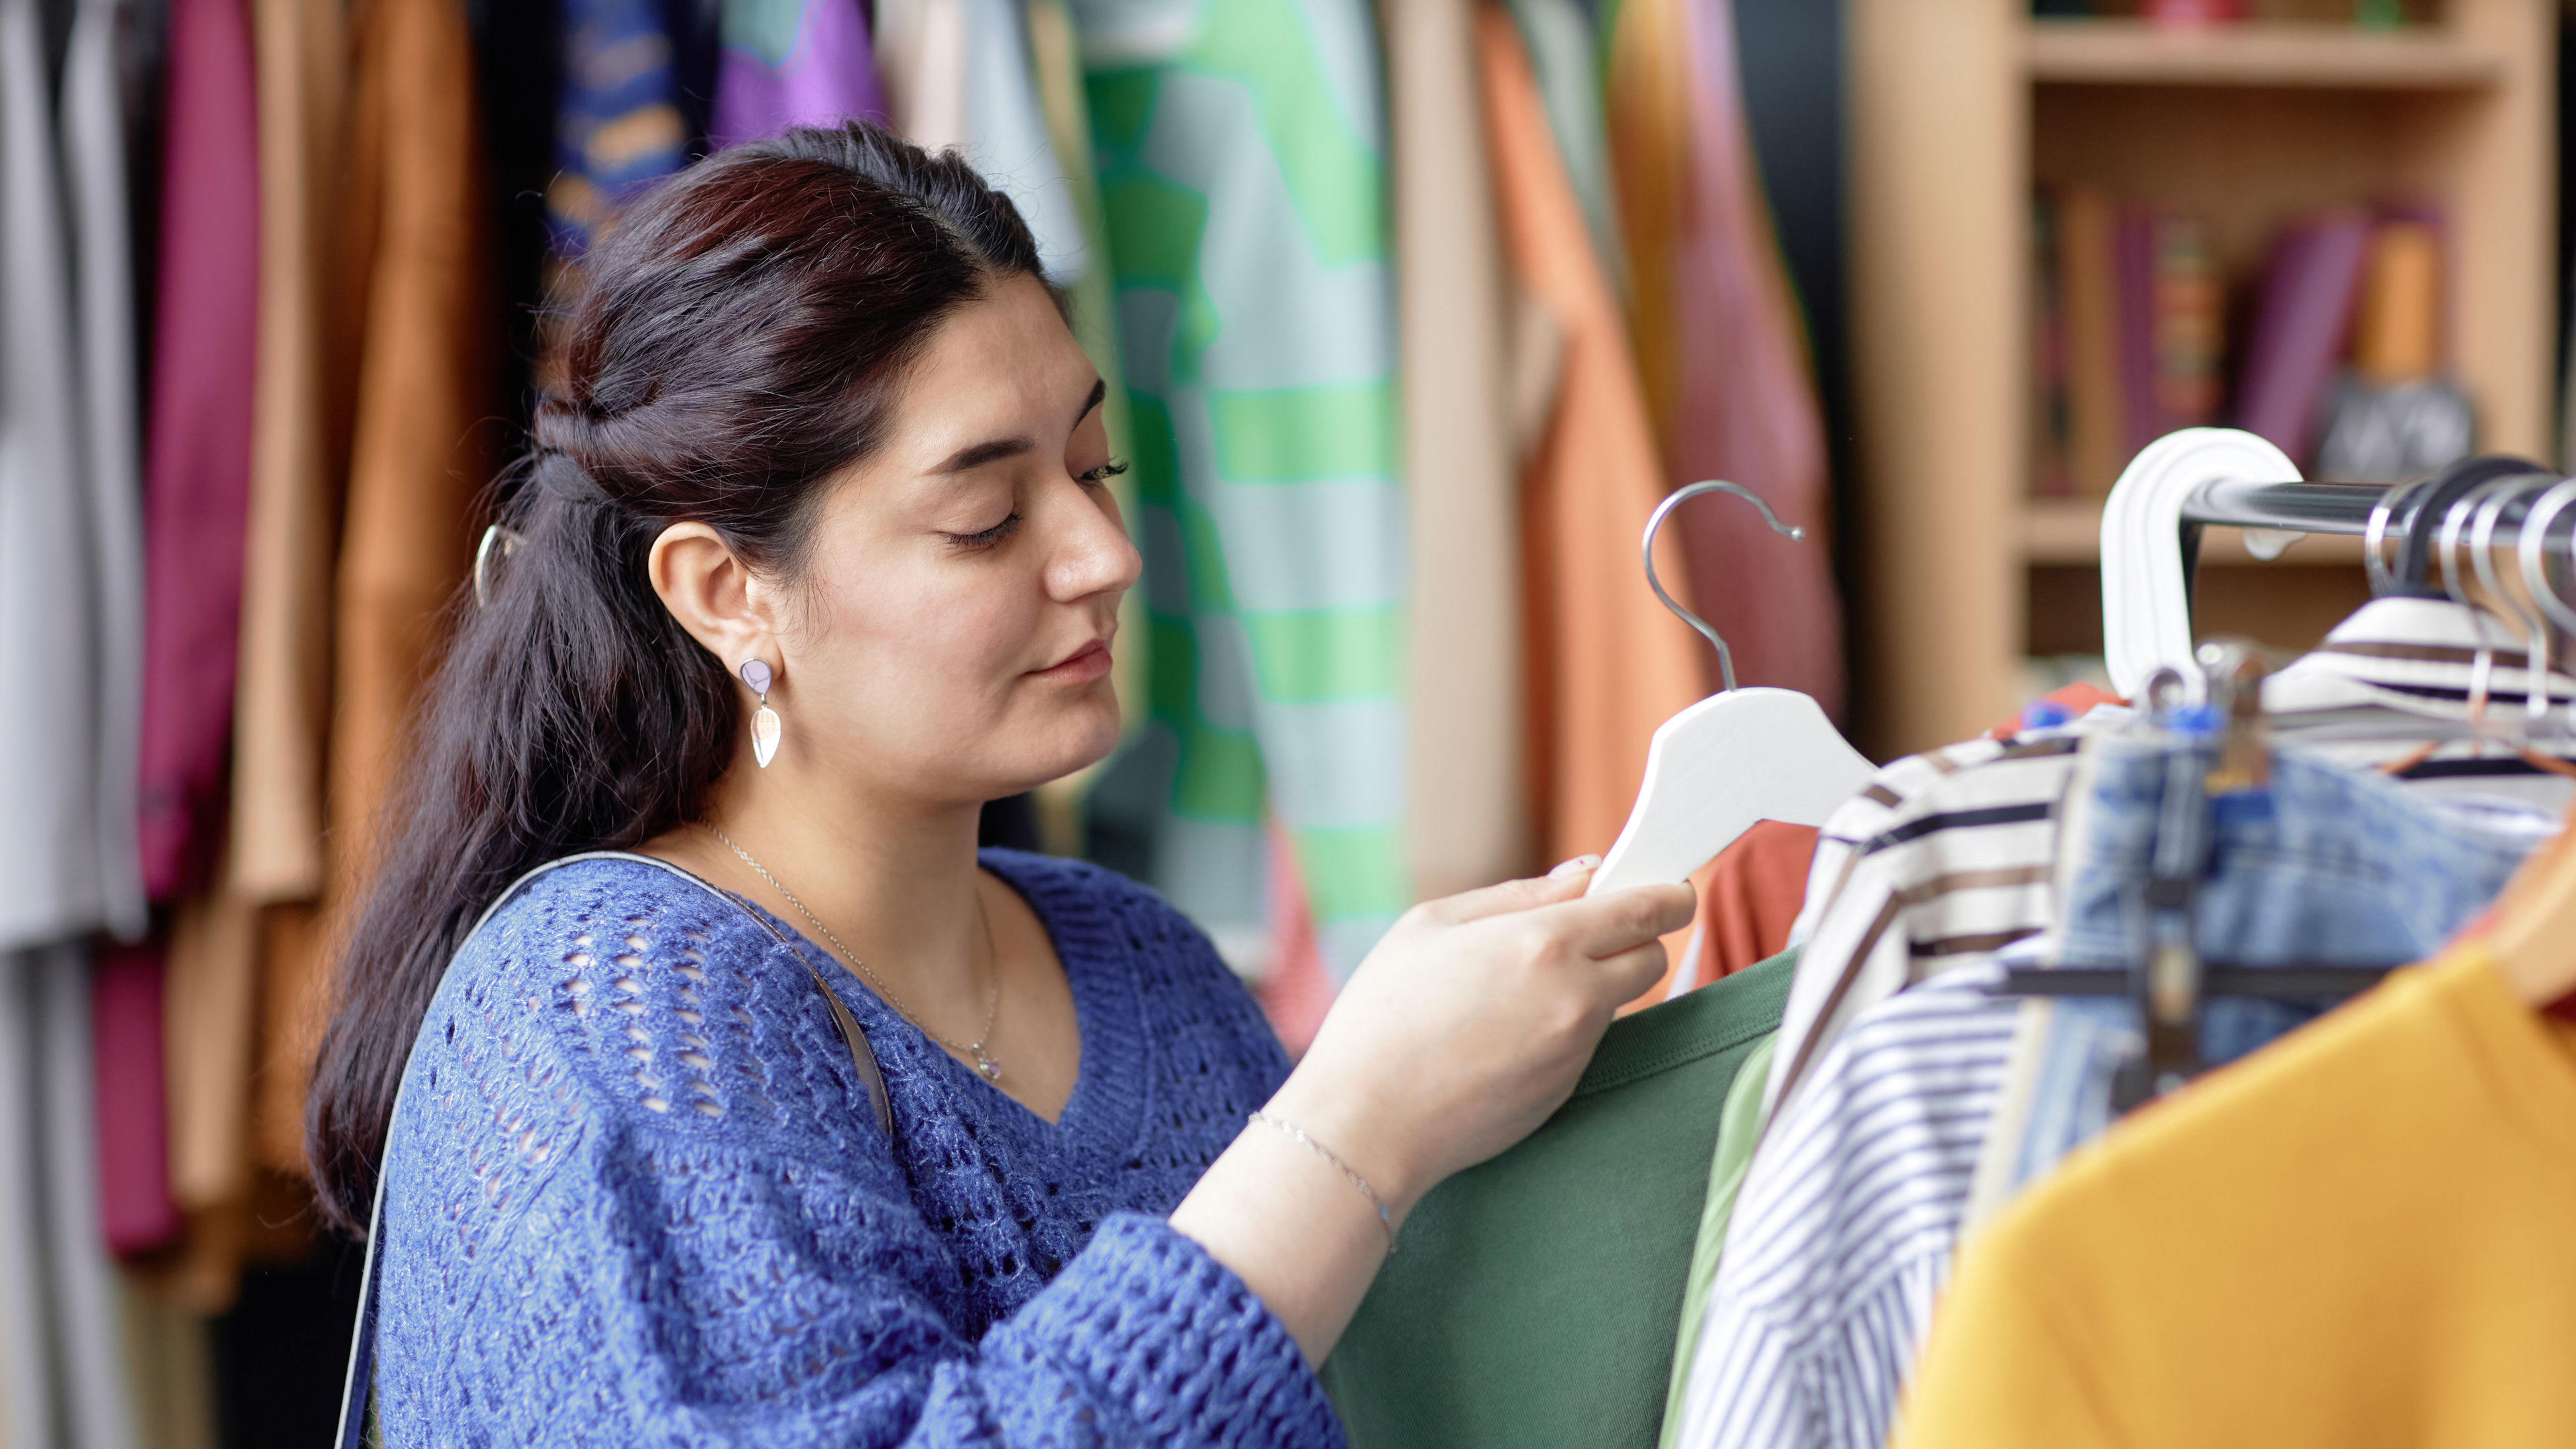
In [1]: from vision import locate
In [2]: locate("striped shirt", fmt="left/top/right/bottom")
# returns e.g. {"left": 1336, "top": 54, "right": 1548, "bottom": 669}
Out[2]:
{"left": 1668, "top": 976, "right": 2020, "bottom": 1449}
{"left": 1762, "top": 723, "right": 2110, "bottom": 1128}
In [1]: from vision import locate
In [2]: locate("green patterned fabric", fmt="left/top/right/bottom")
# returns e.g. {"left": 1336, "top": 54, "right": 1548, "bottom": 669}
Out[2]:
{"left": 1072, "top": 0, "right": 1409, "bottom": 979}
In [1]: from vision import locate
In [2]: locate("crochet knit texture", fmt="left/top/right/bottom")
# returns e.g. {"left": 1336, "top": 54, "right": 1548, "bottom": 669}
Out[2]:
{"left": 374, "top": 850, "right": 1344, "bottom": 1447}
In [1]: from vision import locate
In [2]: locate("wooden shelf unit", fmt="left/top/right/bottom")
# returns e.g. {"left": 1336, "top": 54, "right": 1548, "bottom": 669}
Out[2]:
{"left": 2024, "top": 17, "right": 2508, "bottom": 88}
{"left": 1846, "top": 0, "right": 2555, "bottom": 757}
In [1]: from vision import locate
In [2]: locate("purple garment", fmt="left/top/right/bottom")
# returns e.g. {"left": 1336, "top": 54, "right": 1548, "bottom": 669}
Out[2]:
{"left": 708, "top": 0, "right": 885, "bottom": 150}
{"left": 135, "top": 0, "right": 258, "bottom": 900}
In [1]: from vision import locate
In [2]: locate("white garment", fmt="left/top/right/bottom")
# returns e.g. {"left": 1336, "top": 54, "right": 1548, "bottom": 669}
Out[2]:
{"left": 62, "top": 0, "right": 151, "bottom": 944}
{"left": 0, "top": 0, "right": 127, "bottom": 950}
{"left": 0, "top": 947, "right": 144, "bottom": 1449}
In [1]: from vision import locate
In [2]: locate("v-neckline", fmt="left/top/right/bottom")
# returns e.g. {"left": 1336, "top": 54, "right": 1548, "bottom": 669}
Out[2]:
{"left": 747, "top": 851, "right": 1142, "bottom": 1153}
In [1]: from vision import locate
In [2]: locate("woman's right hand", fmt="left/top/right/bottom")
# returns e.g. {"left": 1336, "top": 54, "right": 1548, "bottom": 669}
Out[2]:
{"left": 1269, "top": 861, "right": 1697, "bottom": 1219}
{"left": 1168, "top": 859, "right": 1693, "bottom": 1365}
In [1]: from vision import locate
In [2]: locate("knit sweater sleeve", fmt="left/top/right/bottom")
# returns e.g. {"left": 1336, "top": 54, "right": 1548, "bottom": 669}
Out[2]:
{"left": 414, "top": 1122, "right": 1331, "bottom": 1448}
{"left": 371, "top": 861, "right": 1341, "bottom": 1449}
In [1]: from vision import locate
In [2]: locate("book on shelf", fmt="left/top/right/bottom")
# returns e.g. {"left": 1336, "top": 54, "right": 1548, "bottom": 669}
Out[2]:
{"left": 2235, "top": 210, "right": 2372, "bottom": 466}
{"left": 2034, "top": 189, "right": 2220, "bottom": 496}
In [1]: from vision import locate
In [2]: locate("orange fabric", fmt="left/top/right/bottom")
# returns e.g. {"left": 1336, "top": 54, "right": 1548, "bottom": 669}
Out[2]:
{"left": 1686, "top": 818, "right": 1819, "bottom": 989}
{"left": 1986, "top": 682, "right": 2127, "bottom": 739}
{"left": 1601, "top": 0, "right": 1689, "bottom": 436}
{"left": 255, "top": 0, "right": 494, "bottom": 1173}
{"left": 1479, "top": 11, "right": 1705, "bottom": 890}
{"left": 1623, "top": 817, "right": 1818, "bottom": 1014}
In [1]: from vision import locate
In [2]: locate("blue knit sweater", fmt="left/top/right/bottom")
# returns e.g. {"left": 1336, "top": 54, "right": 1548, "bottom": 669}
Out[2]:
{"left": 374, "top": 850, "right": 1344, "bottom": 1446}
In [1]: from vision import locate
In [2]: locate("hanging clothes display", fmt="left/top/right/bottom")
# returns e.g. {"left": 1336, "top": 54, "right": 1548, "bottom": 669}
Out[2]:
{"left": 1076, "top": 0, "right": 1413, "bottom": 980}
{"left": 1323, "top": 949, "right": 1796, "bottom": 1449}
{"left": 1900, "top": 933, "right": 2576, "bottom": 1448}
{"left": 1383, "top": 0, "right": 1527, "bottom": 902}
{"left": 1477, "top": 5, "right": 1707, "bottom": 879}
{"left": 136, "top": 0, "right": 260, "bottom": 906}
{"left": 1669, "top": 728, "right": 2545, "bottom": 1449}
{"left": 708, "top": 0, "right": 886, "bottom": 147}
{"left": 256, "top": 0, "right": 500, "bottom": 1175}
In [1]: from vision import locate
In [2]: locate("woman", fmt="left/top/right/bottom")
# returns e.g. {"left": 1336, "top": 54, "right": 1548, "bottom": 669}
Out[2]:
{"left": 310, "top": 122, "right": 1690, "bottom": 1445}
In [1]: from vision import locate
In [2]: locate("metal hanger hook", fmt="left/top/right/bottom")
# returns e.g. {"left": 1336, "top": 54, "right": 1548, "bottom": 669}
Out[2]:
{"left": 1642, "top": 480, "right": 1805, "bottom": 694}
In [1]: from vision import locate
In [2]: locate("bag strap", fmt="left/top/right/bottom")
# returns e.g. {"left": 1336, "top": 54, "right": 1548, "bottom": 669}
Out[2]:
{"left": 333, "top": 851, "right": 894, "bottom": 1448}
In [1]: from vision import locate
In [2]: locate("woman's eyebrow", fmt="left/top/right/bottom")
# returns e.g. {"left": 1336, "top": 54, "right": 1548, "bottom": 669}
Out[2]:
{"left": 928, "top": 379, "right": 1110, "bottom": 476}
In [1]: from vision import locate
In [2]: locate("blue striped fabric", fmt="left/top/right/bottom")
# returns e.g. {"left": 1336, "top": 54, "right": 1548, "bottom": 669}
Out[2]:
{"left": 1670, "top": 975, "right": 2019, "bottom": 1449}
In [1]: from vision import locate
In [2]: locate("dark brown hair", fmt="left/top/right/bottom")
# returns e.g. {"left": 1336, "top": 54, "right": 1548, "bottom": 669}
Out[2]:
{"left": 306, "top": 121, "right": 1045, "bottom": 1236}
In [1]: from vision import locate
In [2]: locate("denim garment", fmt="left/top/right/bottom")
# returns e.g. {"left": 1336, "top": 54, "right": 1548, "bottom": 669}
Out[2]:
{"left": 1984, "top": 731, "right": 2544, "bottom": 1202}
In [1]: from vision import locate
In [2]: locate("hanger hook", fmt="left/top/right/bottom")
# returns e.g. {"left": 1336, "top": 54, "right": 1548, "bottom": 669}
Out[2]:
{"left": 1642, "top": 480, "right": 1805, "bottom": 694}
{"left": 2440, "top": 477, "right": 2536, "bottom": 726}
{"left": 2467, "top": 476, "right": 2557, "bottom": 728}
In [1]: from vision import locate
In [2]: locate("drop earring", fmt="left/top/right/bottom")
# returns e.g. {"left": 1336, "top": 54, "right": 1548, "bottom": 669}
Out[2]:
{"left": 741, "top": 659, "right": 782, "bottom": 768}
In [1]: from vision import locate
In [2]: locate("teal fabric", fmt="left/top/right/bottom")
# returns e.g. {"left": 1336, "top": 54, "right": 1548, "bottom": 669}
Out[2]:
{"left": 1656, "top": 1028, "right": 1776, "bottom": 1449}
{"left": 1321, "top": 949, "right": 1799, "bottom": 1449}
{"left": 1073, "top": 0, "right": 1409, "bottom": 979}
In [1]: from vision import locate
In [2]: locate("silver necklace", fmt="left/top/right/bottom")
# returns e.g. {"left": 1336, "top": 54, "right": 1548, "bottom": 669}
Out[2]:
{"left": 701, "top": 823, "right": 1006, "bottom": 1083}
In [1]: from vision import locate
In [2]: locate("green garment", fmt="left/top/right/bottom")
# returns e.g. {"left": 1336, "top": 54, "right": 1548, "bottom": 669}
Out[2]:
{"left": 1656, "top": 1028, "right": 1778, "bottom": 1449}
{"left": 1322, "top": 949, "right": 1797, "bottom": 1449}
{"left": 1074, "top": 0, "right": 1412, "bottom": 979}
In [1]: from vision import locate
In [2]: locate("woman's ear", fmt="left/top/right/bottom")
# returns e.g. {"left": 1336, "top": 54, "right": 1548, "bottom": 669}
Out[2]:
{"left": 648, "top": 522, "right": 778, "bottom": 668}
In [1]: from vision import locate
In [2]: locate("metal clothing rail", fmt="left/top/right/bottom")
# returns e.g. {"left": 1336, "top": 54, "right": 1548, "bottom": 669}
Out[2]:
{"left": 2182, "top": 476, "right": 2576, "bottom": 548}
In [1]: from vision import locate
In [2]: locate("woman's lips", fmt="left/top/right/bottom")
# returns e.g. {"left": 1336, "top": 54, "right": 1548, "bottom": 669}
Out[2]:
{"left": 1032, "top": 639, "right": 1112, "bottom": 684}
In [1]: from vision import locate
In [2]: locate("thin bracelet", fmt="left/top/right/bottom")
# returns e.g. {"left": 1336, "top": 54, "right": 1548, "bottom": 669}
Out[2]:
{"left": 1246, "top": 1110, "right": 1397, "bottom": 1253}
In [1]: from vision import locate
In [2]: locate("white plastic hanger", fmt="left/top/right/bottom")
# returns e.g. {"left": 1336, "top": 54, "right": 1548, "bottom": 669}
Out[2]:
{"left": 2098, "top": 427, "right": 2303, "bottom": 698}
{"left": 1587, "top": 482, "right": 1877, "bottom": 898}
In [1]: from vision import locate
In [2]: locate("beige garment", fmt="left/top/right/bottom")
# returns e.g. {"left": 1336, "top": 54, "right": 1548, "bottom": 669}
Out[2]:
{"left": 1383, "top": 0, "right": 1528, "bottom": 900}
{"left": 256, "top": 0, "right": 495, "bottom": 1174}
{"left": 874, "top": 0, "right": 967, "bottom": 151}
{"left": 162, "top": 890, "right": 262, "bottom": 1214}
{"left": 230, "top": 0, "right": 350, "bottom": 903}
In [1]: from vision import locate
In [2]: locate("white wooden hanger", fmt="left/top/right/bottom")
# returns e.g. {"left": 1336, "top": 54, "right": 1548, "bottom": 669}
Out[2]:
{"left": 1587, "top": 482, "right": 1877, "bottom": 898}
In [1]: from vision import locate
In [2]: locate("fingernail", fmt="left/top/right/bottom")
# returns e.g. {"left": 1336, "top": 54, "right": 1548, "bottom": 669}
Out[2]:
{"left": 1548, "top": 854, "right": 1602, "bottom": 879}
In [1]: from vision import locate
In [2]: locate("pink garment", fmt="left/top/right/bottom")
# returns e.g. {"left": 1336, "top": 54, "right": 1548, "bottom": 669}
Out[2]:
{"left": 1666, "top": 0, "right": 1843, "bottom": 716}
{"left": 93, "top": 943, "right": 180, "bottom": 1254}
{"left": 135, "top": 0, "right": 259, "bottom": 900}
{"left": 1256, "top": 822, "right": 1333, "bottom": 1059}
{"left": 709, "top": 0, "right": 886, "bottom": 149}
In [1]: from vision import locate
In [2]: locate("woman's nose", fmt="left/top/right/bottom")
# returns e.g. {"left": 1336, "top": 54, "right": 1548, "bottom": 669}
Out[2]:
{"left": 1049, "top": 482, "right": 1144, "bottom": 601}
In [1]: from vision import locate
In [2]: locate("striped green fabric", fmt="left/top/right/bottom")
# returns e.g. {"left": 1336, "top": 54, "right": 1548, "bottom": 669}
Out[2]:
{"left": 1073, "top": 0, "right": 1409, "bottom": 980}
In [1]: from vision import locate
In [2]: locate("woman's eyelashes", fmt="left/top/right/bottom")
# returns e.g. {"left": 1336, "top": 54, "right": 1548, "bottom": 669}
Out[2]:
{"left": 945, "top": 462, "right": 1126, "bottom": 549}
{"left": 943, "top": 512, "right": 1024, "bottom": 551}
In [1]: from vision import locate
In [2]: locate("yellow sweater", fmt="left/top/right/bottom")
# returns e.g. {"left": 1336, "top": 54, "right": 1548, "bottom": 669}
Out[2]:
{"left": 1896, "top": 942, "right": 2576, "bottom": 1448}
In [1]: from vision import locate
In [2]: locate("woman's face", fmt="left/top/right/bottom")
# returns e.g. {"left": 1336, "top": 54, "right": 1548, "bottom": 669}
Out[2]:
{"left": 693, "top": 272, "right": 1140, "bottom": 810}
